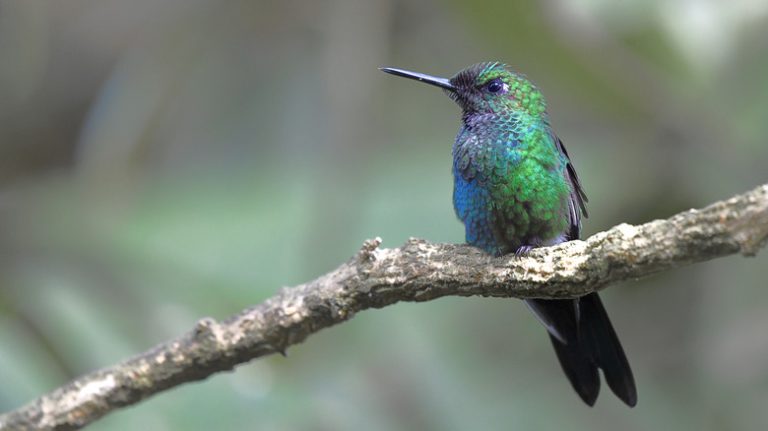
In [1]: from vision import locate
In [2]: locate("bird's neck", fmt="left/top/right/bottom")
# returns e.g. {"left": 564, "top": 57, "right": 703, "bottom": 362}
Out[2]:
{"left": 462, "top": 110, "right": 548, "bottom": 132}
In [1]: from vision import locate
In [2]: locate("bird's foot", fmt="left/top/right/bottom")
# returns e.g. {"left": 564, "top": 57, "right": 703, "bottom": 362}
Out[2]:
{"left": 514, "top": 245, "right": 534, "bottom": 257}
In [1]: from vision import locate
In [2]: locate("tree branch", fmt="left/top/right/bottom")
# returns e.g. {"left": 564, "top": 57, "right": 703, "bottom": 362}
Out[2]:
{"left": 2, "top": 184, "right": 768, "bottom": 430}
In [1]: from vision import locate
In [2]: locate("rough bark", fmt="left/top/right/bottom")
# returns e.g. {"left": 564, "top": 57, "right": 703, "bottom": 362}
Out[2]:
{"left": 2, "top": 184, "right": 767, "bottom": 431}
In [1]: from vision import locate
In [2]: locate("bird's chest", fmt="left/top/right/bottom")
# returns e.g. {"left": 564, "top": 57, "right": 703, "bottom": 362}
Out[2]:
{"left": 452, "top": 126, "right": 570, "bottom": 252}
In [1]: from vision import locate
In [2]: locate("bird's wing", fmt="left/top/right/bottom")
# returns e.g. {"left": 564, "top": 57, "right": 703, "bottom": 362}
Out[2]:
{"left": 554, "top": 135, "right": 588, "bottom": 240}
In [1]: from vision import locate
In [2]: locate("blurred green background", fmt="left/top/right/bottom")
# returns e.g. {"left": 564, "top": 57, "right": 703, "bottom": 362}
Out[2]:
{"left": 1, "top": 0, "right": 768, "bottom": 430}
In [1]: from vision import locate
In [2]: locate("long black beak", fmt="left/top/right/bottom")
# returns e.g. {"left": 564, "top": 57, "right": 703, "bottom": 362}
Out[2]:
{"left": 379, "top": 67, "right": 455, "bottom": 91}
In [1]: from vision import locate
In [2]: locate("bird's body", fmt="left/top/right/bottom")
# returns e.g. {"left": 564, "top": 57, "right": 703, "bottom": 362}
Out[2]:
{"left": 452, "top": 105, "right": 571, "bottom": 255}
{"left": 381, "top": 62, "right": 636, "bottom": 407}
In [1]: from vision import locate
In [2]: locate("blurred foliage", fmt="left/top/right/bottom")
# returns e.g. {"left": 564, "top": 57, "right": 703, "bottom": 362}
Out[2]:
{"left": 1, "top": 0, "right": 768, "bottom": 430}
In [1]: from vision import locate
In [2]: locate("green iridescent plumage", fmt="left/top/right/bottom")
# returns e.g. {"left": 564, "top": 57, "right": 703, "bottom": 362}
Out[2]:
{"left": 449, "top": 62, "right": 575, "bottom": 255}
{"left": 381, "top": 62, "right": 635, "bottom": 407}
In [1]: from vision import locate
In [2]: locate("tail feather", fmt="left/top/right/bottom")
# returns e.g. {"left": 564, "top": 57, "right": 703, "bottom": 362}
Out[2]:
{"left": 524, "top": 297, "right": 578, "bottom": 344}
{"left": 526, "top": 293, "right": 637, "bottom": 407}
{"left": 548, "top": 333, "right": 600, "bottom": 406}
{"left": 580, "top": 293, "right": 637, "bottom": 406}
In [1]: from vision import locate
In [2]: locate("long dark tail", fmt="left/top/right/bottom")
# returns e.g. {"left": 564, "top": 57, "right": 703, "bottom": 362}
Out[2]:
{"left": 525, "top": 293, "right": 637, "bottom": 407}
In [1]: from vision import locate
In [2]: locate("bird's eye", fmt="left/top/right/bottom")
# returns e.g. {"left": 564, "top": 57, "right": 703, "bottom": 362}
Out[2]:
{"left": 485, "top": 79, "right": 506, "bottom": 94}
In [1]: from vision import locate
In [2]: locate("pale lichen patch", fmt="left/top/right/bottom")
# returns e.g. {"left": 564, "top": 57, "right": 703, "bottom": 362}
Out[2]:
{"left": 55, "top": 375, "right": 117, "bottom": 416}
{"left": 282, "top": 297, "right": 308, "bottom": 323}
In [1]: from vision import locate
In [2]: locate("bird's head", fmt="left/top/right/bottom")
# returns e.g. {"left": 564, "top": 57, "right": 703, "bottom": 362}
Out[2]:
{"left": 380, "top": 62, "right": 547, "bottom": 121}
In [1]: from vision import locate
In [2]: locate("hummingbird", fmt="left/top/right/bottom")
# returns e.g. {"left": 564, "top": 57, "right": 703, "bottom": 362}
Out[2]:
{"left": 380, "top": 62, "right": 637, "bottom": 407}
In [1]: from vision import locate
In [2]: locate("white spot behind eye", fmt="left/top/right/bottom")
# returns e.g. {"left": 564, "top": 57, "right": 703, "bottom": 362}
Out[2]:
{"left": 486, "top": 79, "right": 509, "bottom": 94}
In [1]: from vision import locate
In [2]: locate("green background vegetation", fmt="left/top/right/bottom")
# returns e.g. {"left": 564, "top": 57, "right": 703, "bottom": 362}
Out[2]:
{"left": 1, "top": 1, "right": 767, "bottom": 429}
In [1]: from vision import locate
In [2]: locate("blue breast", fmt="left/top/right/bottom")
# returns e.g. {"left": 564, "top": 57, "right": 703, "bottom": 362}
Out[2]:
{"left": 453, "top": 171, "right": 501, "bottom": 255}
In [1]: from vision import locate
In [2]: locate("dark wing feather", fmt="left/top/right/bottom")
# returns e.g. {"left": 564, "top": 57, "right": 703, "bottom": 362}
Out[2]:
{"left": 554, "top": 136, "right": 588, "bottom": 240}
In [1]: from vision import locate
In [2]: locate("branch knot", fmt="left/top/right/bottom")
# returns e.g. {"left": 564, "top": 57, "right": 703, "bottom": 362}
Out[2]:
{"left": 357, "top": 237, "right": 382, "bottom": 263}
